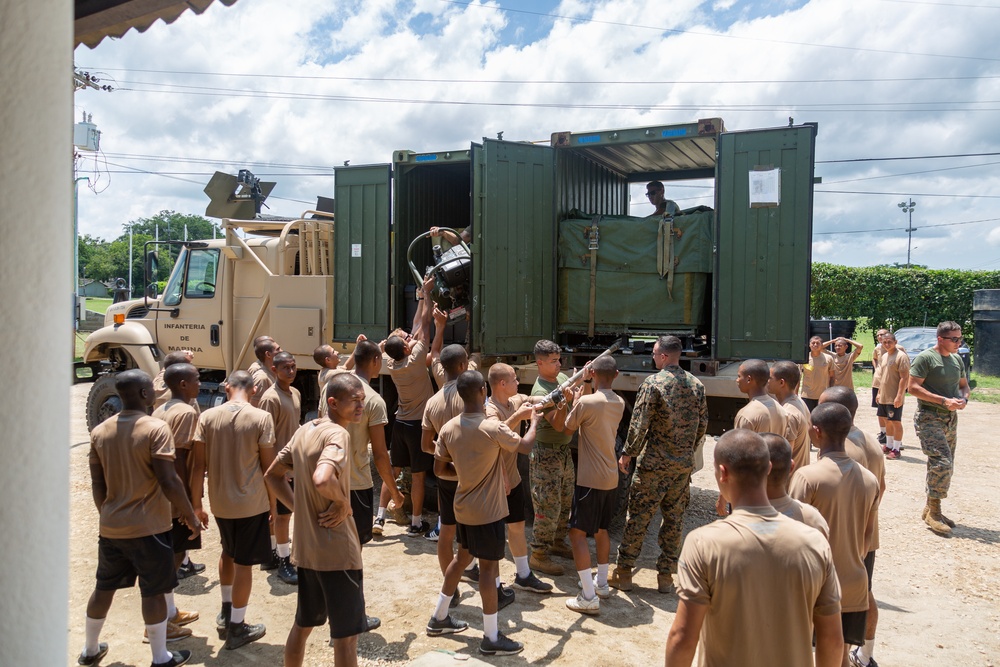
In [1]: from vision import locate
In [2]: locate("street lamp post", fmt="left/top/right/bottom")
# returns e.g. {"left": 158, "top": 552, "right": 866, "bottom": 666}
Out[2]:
{"left": 898, "top": 198, "right": 917, "bottom": 267}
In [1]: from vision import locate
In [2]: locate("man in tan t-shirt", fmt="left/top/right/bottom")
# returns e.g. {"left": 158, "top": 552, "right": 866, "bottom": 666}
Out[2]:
{"left": 876, "top": 333, "right": 910, "bottom": 459}
{"left": 763, "top": 433, "right": 829, "bottom": 539}
{"left": 870, "top": 329, "right": 890, "bottom": 445}
{"left": 790, "top": 402, "right": 879, "bottom": 665}
{"left": 427, "top": 370, "right": 541, "bottom": 657}
{"left": 823, "top": 337, "right": 864, "bottom": 391}
{"left": 767, "top": 360, "right": 813, "bottom": 471}
{"left": 249, "top": 338, "right": 280, "bottom": 407}
{"left": 562, "top": 357, "right": 626, "bottom": 616}
{"left": 82, "top": 370, "right": 202, "bottom": 667}
{"left": 266, "top": 373, "right": 367, "bottom": 667}
{"left": 152, "top": 350, "right": 194, "bottom": 410}
{"left": 247, "top": 335, "right": 273, "bottom": 379}
{"left": 191, "top": 371, "right": 275, "bottom": 651}
{"left": 801, "top": 336, "right": 835, "bottom": 411}
{"left": 312, "top": 344, "right": 343, "bottom": 419}
{"left": 665, "top": 429, "right": 843, "bottom": 667}
{"left": 258, "top": 351, "right": 302, "bottom": 584}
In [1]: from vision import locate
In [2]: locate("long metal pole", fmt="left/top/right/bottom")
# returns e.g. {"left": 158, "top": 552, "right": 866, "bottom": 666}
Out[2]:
{"left": 128, "top": 224, "right": 133, "bottom": 297}
{"left": 73, "top": 175, "right": 90, "bottom": 329}
{"left": 907, "top": 206, "right": 913, "bottom": 267}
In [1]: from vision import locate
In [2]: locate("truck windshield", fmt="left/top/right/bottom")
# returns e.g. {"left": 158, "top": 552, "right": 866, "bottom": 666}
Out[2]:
{"left": 161, "top": 246, "right": 187, "bottom": 307}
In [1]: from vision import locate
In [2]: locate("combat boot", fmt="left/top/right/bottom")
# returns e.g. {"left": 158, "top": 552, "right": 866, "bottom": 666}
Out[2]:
{"left": 657, "top": 573, "right": 675, "bottom": 594}
{"left": 923, "top": 498, "right": 952, "bottom": 536}
{"left": 529, "top": 550, "right": 564, "bottom": 576}
{"left": 608, "top": 566, "right": 633, "bottom": 592}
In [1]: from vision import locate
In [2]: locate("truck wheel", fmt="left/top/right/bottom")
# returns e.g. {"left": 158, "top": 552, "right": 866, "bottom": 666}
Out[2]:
{"left": 87, "top": 374, "right": 122, "bottom": 432}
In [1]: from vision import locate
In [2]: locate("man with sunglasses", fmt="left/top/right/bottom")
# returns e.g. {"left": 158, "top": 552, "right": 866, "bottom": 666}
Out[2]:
{"left": 907, "top": 321, "right": 970, "bottom": 537}
{"left": 645, "top": 181, "right": 680, "bottom": 218}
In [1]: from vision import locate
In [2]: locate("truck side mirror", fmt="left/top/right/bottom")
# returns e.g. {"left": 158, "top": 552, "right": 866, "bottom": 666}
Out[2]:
{"left": 145, "top": 282, "right": 159, "bottom": 299}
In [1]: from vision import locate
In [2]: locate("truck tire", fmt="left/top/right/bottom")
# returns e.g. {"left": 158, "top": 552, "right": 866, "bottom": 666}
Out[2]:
{"left": 87, "top": 374, "right": 122, "bottom": 432}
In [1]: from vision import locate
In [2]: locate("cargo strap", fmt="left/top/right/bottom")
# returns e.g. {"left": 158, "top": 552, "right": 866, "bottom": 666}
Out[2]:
{"left": 657, "top": 215, "right": 680, "bottom": 300}
{"left": 587, "top": 215, "right": 601, "bottom": 337}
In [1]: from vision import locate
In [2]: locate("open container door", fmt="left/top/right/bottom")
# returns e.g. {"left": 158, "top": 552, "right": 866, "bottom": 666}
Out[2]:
{"left": 472, "top": 139, "right": 556, "bottom": 355}
{"left": 333, "top": 164, "right": 392, "bottom": 343}
{"left": 713, "top": 124, "right": 817, "bottom": 361}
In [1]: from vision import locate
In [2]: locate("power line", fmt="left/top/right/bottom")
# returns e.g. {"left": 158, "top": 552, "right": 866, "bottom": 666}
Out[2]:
{"left": 815, "top": 216, "right": 1000, "bottom": 235}
{"left": 819, "top": 151, "right": 1000, "bottom": 163}
{"left": 878, "top": 0, "right": 1000, "bottom": 8}
{"left": 101, "top": 151, "right": 333, "bottom": 171}
{"left": 821, "top": 159, "right": 1000, "bottom": 185}
{"left": 817, "top": 189, "right": 1000, "bottom": 199}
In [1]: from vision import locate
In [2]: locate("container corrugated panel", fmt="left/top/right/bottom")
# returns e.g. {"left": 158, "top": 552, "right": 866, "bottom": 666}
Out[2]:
{"left": 557, "top": 210, "right": 713, "bottom": 333}
{"left": 554, "top": 150, "right": 629, "bottom": 220}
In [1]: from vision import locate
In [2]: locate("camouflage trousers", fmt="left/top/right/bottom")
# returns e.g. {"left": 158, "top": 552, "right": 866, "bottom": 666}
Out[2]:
{"left": 914, "top": 407, "right": 959, "bottom": 500}
{"left": 616, "top": 465, "right": 691, "bottom": 575}
{"left": 529, "top": 445, "right": 575, "bottom": 550}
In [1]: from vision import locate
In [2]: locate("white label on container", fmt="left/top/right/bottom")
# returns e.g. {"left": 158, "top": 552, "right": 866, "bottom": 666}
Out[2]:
{"left": 351, "top": 244, "right": 362, "bottom": 257}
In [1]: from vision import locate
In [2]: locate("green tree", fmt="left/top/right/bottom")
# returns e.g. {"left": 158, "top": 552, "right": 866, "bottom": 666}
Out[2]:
{"left": 124, "top": 210, "right": 220, "bottom": 242}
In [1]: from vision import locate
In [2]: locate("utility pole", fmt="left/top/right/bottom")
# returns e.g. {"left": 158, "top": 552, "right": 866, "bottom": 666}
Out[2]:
{"left": 898, "top": 198, "right": 917, "bottom": 267}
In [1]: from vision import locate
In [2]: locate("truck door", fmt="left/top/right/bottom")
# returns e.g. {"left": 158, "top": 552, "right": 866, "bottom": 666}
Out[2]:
{"left": 472, "top": 139, "right": 556, "bottom": 355}
{"left": 713, "top": 124, "right": 817, "bottom": 362}
{"left": 333, "top": 164, "right": 392, "bottom": 343}
{"left": 156, "top": 245, "right": 225, "bottom": 368}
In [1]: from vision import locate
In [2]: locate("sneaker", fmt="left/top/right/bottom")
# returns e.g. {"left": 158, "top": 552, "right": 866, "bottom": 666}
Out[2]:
{"left": 497, "top": 584, "right": 515, "bottom": 611}
{"left": 260, "top": 549, "right": 279, "bottom": 571}
{"left": 876, "top": 431, "right": 887, "bottom": 444}
{"left": 462, "top": 563, "right": 480, "bottom": 583}
{"left": 77, "top": 642, "right": 109, "bottom": 666}
{"left": 225, "top": 621, "right": 266, "bottom": 650}
{"left": 406, "top": 520, "right": 430, "bottom": 537}
{"left": 424, "top": 526, "right": 440, "bottom": 542}
{"left": 512, "top": 571, "right": 554, "bottom": 594}
{"left": 848, "top": 648, "right": 875, "bottom": 667}
{"left": 885, "top": 449, "right": 901, "bottom": 460}
{"left": 176, "top": 559, "right": 205, "bottom": 580}
{"left": 577, "top": 575, "right": 611, "bottom": 599}
{"left": 426, "top": 614, "right": 469, "bottom": 636}
{"left": 364, "top": 615, "right": 381, "bottom": 632}
{"left": 151, "top": 650, "right": 191, "bottom": 667}
{"left": 881, "top": 444, "right": 890, "bottom": 453}
{"left": 372, "top": 517, "right": 386, "bottom": 536}
{"left": 215, "top": 603, "right": 232, "bottom": 640}
{"left": 566, "top": 592, "right": 601, "bottom": 615}
{"left": 169, "top": 609, "right": 199, "bottom": 627}
{"left": 479, "top": 632, "right": 524, "bottom": 656}
{"left": 142, "top": 621, "right": 192, "bottom": 643}
{"left": 277, "top": 556, "right": 299, "bottom": 585}
{"left": 549, "top": 540, "right": 575, "bottom": 559}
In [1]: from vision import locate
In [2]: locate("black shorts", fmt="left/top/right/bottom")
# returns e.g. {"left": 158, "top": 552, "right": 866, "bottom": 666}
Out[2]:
{"left": 170, "top": 518, "right": 201, "bottom": 554}
{"left": 569, "top": 485, "right": 616, "bottom": 536}
{"left": 351, "top": 488, "right": 373, "bottom": 545}
{"left": 842, "top": 610, "right": 867, "bottom": 647}
{"left": 876, "top": 403, "right": 903, "bottom": 421}
{"left": 216, "top": 511, "right": 272, "bottom": 566}
{"left": 96, "top": 531, "right": 177, "bottom": 597}
{"left": 277, "top": 479, "right": 295, "bottom": 516}
{"left": 295, "top": 568, "right": 366, "bottom": 638}
{"left": 390, "top": 420, "right": 435, "bottom": 474}
{"left": 803, "top": 398, "right": 819, "bottom": 412}
{"left": 871, "top": 387, "right": 879, "bottom": 409}
{"left": 864, "top": 551, "right": 876, "bottom": 591}
{"left": 438, "top": 479, "right": 458, "bottom": 526}
{"left": 505, "top": 482, "right": 526, "bottom": 524}
{"left": 456, "top": 520, "right": 506, "bottom": 561}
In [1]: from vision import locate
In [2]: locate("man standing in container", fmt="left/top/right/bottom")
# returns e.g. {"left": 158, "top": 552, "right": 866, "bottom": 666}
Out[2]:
{"left": 645, "top": 181, "right": 680, "bottom": 217}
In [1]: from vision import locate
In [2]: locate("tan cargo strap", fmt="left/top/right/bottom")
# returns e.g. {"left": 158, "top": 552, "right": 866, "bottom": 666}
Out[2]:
{"left": 587, "top": 215, "right": 601, "bottom": 338}
{"left": 657, "top": 214, "right": 680, "bottom": 299}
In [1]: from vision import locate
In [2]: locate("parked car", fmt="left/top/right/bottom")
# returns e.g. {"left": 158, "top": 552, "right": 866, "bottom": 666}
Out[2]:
{"left": 892, "top": 327, "right": 972, "bottom": 375}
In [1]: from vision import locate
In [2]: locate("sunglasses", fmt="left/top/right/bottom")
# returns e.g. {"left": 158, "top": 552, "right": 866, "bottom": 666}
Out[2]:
{"left": 941, "top": 336, "right": 963, "bottom": 344}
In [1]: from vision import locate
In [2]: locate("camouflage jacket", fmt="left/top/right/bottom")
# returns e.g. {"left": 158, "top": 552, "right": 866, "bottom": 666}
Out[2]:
{"left": 624, "top": 365, "right": 708, "bottom": 470}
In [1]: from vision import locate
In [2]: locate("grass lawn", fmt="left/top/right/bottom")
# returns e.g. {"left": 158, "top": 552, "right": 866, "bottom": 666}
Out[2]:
{"left": 85, "top": 298, "right": 113, "bottom": 315}
{"left": 851, "top": 367, "right": 999, "bottom": 404}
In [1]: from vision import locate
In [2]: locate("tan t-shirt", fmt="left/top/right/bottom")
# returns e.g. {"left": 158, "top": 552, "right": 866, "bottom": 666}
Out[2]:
{"left": 484, "top": 394, "right": 528, "bottom": 488}
{"left": 770, "top": 494, "right": 830, "bottom": 540}
{"left": 152, "top": 372, "right": 200, "bottom": 412}
{"left": 846, "top": 426, "right": 886, "bottom": 551}
{"left": 89, "top": 411, "right": 176, "bottom": 539}
{"left": 276, "top": 419, "right": 363, "bottom": 571}
{"left": 435, "top": 413, "right": 521, "bottom": 525}
{"left": 831, "top": 349, "right": 861, "bottom": 389}
{"left": 779, "top": 396, "right": 811, "bottom": 471}
{"left": 386, "top": 340, "right": 434, "bottom": 421}
{"left": 194, "top": 401, "right": 275, "bottom": 519}
{"left": 346, "top": 376, "right": 389, "bottom": 491}
{"left": 564, "top": 389, "right": 625, "bottom": 491}
{"left": 251, "top": 365, "right": 276, "bottom": 401}
{"left": 421, "top": 380, "right": 465, "bottom": 436}
{"left": 800, "top": 351, "right": 834, "bottom": 400}
{"left": 317, "top": 367, "right": 349, "bottom": 419}
{"left": 430, "top": 355, "right": 479, "bottom": 390}
{"left": 259, "top": 384, "right": 302, "bottom": 449}
{"left": 876, "top": 350, "right": 910, "bottom": 405}
{"left": 789, "top": 451, "right": 879, "bottom": 613}
{"left": 152, "top": 399, "right": 199, "bottom": 518}
{"left": 676, "top": 507, "right": 841, "bottom": 667}
{"left": 734, "top": 394, "right": 787, "bottom": 436}
{"left": 871, "top": 344, "right": 886, "bottom": 389}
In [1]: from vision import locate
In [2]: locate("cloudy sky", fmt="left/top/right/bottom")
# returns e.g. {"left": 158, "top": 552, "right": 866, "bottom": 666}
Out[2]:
{"left": 74, "top": 0, "right": 1000, "bottom": 270}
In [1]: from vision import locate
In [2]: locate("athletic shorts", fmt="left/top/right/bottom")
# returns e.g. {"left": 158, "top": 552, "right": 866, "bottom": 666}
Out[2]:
{"left": 277, "top": 479, "right": 295, "bottom": 516}
{"left": 569, "top": 485, "right": 617, "bottom": 536}
{"left": 456, "top": 520, "right": 506, "bottom": 561}
{"left": 842, "top": 610, "right": 867, "bottom": 647}
{"left": 351, "top": 488, "right": 374, "bottom": 545}
{"left": 390, "top": 420, "right": 435, "bottom": 474}
{"left": 295, "top": 568, "right": 366, "bottom": 638}
{"left": 96, "top": 531, "right": 176, "bottom": 597}
{"left": 803, "top": 398, "right": 819, "bottom": 412}
{"left": 864, "top": 551, "right": 876, "bottom": 591}
{"left": 170, "top": 518, "right": 201, "bottom": 554}
{"left": 505, "top": 482, "right": 526, "bottom": 524}
{"left": 216, "top": 511, "right": 272, "bottom": 566}
{"left": 438, "top": 479, "right": 458, "bottom": 526}
{"left": 871, "top": 387, "right": 879, "bottom": 409}
{"left": 876, "top": 403, "right": 903, "bottom": 421}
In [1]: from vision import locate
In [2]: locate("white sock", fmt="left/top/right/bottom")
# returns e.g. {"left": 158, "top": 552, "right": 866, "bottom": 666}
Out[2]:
{"left": 412, "top": 514, "right": 422, "bottom": 527}
{"left": 859, "top": 638, "right": 875, "bottom": 663}
{"left": 894, "top": 440, "right": 902, "bottom": 451}
{"left": 433, "top": 592, "right": 452, "bottom": 621}
{"left": 436, "top": 517, "right": 442, "bottom": 531}
{"left": 276, "top": 542, "right": 291, "bottom": 558}
{"left": 145, "top": 619, "right": 172, "bottom": 664}
{"left": 887, "top": 435, "right": 895, "bottom": 448}
{"left": 879, "top": 427, "right": 885, "bottom": 434}
{"left": 377, "top": 507, "right": 386, "bottom": 520}
{"left": 578, "top": 569, "right": 596, "bottom": 600}
{"left": 182, "top": 552, "right": 191, "bottom": 566}
{"left": 514, "top": 555, "right": 530, "bottom": 578}
{"left": 596, "top": 563, "right": 609, "bottom": 587}
{"left": 495, "top": 575, "right": 502, "bottom": 588}
{"left": 230, "top": 605, "right": 247, "bottom": 624}
{"left": 164, "top": 591, "right": 177, "bottom": 619}
{"left": 84, "top": 616, "right": 106, "bottom": 655}
{"left": 221, "top": 585, "right": 233, "bottom": 604}
{"left": 270, "top": 535, "right": 277, "bottom": 550}
{"left": 483, "top": 612, "right": 499, "bottom": 642}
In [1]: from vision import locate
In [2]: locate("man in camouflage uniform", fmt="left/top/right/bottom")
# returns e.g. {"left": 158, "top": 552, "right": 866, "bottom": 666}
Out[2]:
{"left": 610, "top": 335, "right": 707, "bottom": 594}
{"left": 907, "top": 321, "right": 970, "bottom": 537}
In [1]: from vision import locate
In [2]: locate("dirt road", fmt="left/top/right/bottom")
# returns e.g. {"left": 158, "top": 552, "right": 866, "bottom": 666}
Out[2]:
{"left": 66, "top": 383, "right": 999, "bottom": 666}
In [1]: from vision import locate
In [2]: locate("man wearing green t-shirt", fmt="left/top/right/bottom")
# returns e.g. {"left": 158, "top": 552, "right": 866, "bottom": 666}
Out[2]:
{"left": 907, "top": 321, "right": 970, "bottom": 537}
{"left": 528, "top": 340, "right": 577, "bottom": 576}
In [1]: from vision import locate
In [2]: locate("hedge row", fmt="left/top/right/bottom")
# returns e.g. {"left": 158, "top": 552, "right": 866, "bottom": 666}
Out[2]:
{"left": 811, "top": 263, "right": 1000, "bottom": 347}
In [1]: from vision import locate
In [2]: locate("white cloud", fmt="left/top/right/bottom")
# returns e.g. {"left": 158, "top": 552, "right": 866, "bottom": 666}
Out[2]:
{"left": 987, "top": 226, "right": 1000, "bottom": 246}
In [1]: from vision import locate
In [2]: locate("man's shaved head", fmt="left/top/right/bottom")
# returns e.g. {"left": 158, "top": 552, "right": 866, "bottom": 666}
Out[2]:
{"left": 226, "top": 370, "right": 254, "bottom": 391}
{"left": 440, "top": 344, "right": 469, "bottom": 377}
{"left": 163, "top": 363, "right": 198, "bottom": 392}
{"left": 163, "top": 350, "right": 193, "bottom": 369}
{"left": 740, "top": 359, "right": 770, "bottom": 386}
{"left": 715, "top": 429, "right": 770, "bottom": 487}
{"left": 457, "top": 370, "right": 486, "bottom": 403}
{"left": 115, "top": 369, "right": 154, "bottom": 410}
{"left": 810, "top": 403, "right": 852, "bottom": 443}
{"left": 819, "top": 385, "right": 859, "bottom": 418}
{"left": 770, "top": 360, "right": 801, "bottom": 390}
{"left": 763, "top": 433, "right": 793, "bottom": 483}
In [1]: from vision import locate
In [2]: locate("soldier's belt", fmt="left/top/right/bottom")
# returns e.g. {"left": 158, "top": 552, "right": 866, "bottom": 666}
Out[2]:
{"left": 534, "top": 441, "right": 572, "bottom": 450}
